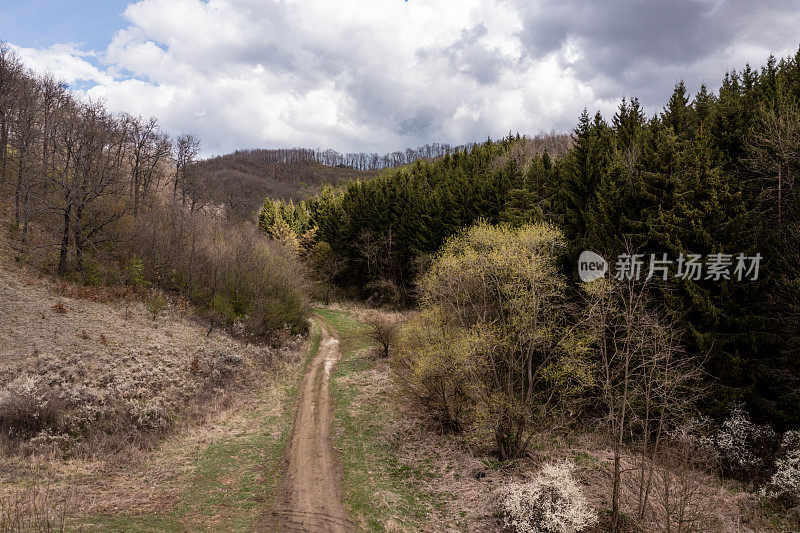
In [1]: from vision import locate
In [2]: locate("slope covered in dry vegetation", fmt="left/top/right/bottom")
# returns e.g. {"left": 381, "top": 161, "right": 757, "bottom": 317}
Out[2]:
{"left": 0, "top": 235, "right": 309, "bottom": 530}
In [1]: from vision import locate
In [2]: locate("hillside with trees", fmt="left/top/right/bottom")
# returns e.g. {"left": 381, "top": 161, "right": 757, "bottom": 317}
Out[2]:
{"left": 250, "top": 47, "right": 800, "bottom": 533}
{"left": 0, "top": 42, "right": 316, "bottom": 531}
{"left": 193, "top": 141, "right": 515, "bottom": 220}
{"left": 0, "top": 43, "right": 309, "bottom": 339}
{"left": 194, "top": 150, "right": 378, "bottom": 219}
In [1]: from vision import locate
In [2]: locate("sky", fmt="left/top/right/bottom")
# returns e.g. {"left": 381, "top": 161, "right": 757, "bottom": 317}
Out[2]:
{"left": 2, "top": 0, "right": 799, "bottom": 156}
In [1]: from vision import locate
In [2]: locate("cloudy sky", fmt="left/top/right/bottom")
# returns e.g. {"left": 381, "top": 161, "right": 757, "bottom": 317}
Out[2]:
{"left": 3, "top": 0, "right": 799, "bottom": 156}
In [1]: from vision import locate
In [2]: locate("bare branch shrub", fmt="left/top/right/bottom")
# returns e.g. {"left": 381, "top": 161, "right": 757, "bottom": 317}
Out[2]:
{"left": 124, "top": 201, "right": 311, "bottom": 340}
{"left": 0, "top": 376, "right": 64, "bottom": 439}
{"left": 645, "top": 424, "right": 721, "bottom": 533}
{"left": 364, "top": 312, "right": 400, "bottom": 358}
{"left": 583, "top": 273, "right": 703, "bottom": 531}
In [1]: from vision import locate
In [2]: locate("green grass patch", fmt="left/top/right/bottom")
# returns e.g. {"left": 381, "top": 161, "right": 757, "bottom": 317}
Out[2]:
{"left": 76, "top": 327, "right": 321, "bottom": 532}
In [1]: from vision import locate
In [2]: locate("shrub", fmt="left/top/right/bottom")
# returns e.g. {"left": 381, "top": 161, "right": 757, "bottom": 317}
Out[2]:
{"left": 714, "top": 407, "right": 778, "bottom": 480}
{"left": 364, "top": 312, "right": 400, "bottom": 358}
{"left": 499, "top": 460, "right": 597, "bottom": 533}
{"left": 365, "top": 277, "right": 404, "bottom": 307}
{"left": 392, "top": 308, "right": 472, "bottom": 431}
{"left": 397, "top": 222, "right": 590, "bottom": 458}
{"left": 647, "top": 424, "right": 721, "bottom": 532}
{"left": 0, "top": 375, "right": 62, "bottom": 438}
{"left": 124, "top": 202, "right": 310, "bottom": 340}
{"left": 82, "top": 259, "right": 103, "bottom": 286}
{"left": 146, "top": 291, "right": 167, "bottom": 321}
{"left": 762, "top": 430, "right": 800, "bottom": 505}
{"left": 126, "top": 254, "right": 147, "bottom": 289}
{"left": 123, "top": 399, "right": 170, "bottom": 432}
{"left": 242, "top": 245, "right": 311, "bottom": 337}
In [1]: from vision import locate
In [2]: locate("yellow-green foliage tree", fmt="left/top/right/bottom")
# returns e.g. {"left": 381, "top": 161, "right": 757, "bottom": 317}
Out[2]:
{"left": 394, "top": 222, "right": 594, "bottom": 459}
{"left": 257, "top": 198, "right": 316, "bottom": 255}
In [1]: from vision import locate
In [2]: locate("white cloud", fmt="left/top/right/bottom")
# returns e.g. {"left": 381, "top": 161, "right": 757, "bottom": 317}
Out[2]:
{"left": 10, "top": 0, "right": 800, "bottom": 156}
{"left": 12, "top": 43, "right": 113, "bottom": 87}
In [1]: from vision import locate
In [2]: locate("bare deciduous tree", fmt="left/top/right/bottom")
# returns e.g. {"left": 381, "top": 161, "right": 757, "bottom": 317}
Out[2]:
{"left": 124, "top": 114, "right": 171, "bottom": 218}
{"left": 745, "top": 98, "right": 800, "bottom": 225}
{"left": 585, "top": 274, "right": 702, "bottom": 533}
{"left": 10, "top": 72, "right": 40, "bottom": 243}
{"left": 0, "top": 43, "right": 23, "bottom": 180}
{"left": 173, "top": 132, "right": 200, "bottom": 204}
{"left": 364, "top": 312, "right": 400, "bottom": 358}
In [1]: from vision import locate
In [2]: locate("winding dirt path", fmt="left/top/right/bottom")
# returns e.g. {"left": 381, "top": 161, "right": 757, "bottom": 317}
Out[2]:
{"left": 270, "top": 324, "right": 353, "bottom": 532}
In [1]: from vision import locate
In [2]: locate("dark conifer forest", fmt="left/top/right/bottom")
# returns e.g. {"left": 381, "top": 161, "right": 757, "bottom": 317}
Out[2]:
{"left": 261, "top": 49, "right": 800, "bottom": 429}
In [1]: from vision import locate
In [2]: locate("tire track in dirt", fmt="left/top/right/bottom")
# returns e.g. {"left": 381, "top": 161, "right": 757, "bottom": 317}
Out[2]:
{"left": 269, "top": 323, "right": 353, "bottom": 532}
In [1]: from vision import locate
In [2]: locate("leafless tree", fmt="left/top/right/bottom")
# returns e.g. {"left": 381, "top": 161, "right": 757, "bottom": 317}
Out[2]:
{"left": 585, "top": 274, "right": 702, "bottom": 533}
{"left": 647, "top": 425, "right": 720, "bottom": 533}
{"left": 70, "top": 101, "right": 128, "bottom": 271}
{"left": 124, "top": 114, "right": 171, "bottom": 218}
{"left": 10, "top": 71, "right": 41, "bottom": 243}
{"left": 0, "top": 43, "right": 23, "bottom": 179}
{"left": 364, "top": 313, "right": 401, "bottom": 358}
{"left": 745, "top": 98, "right": 800, "bottom": 225}
{"left": 173, "top": 132, "right": 200, "bottom": 204}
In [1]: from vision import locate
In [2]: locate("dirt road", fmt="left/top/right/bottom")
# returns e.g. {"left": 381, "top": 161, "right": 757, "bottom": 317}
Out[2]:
{"left": 269, "top": 324, "right": 353, "bottom": 532}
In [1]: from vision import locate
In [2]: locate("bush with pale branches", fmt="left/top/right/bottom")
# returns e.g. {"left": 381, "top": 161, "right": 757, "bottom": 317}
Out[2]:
{"left": 714, "top": 407, "right": 778, "bottom": 479}
{"left": 500, "top": 460, "right": 597, "bottom": 533}
{"left": 762, "top": 430, "right": 800, "bottom": 505}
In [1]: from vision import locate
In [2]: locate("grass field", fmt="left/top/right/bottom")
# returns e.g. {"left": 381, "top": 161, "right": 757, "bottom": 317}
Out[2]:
{"left": 72, "top": 327, "right": 320, "bottom": 532}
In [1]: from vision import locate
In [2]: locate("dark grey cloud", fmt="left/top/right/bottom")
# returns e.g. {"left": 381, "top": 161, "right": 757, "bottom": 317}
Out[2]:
{"left": 521, "top": 1, "right": 726, "bottom": 68}
{"left": 518, "top": 0, "right": 800, "bottom": 106}
{"left": 397, "top": 105, "right": 441, "bottom": 136}
{"left": 418, "top": 24, "right": 514, "bottom": 85}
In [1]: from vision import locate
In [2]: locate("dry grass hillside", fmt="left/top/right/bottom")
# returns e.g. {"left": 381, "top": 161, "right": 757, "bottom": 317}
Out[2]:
{"left": 0, "top": 239, "right": 295, "bottom": 455}
{"left": 0, "top": 228, "right": 308, "bottom": 529}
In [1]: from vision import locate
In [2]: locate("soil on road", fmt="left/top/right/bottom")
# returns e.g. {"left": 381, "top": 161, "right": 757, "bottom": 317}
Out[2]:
{"left": 269, "top": 324, "right": 352, "bottom": 532}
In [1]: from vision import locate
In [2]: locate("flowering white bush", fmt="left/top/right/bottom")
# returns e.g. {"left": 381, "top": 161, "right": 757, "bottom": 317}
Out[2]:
{"left": 500, "top": 460, "right": 597, "bottom": 533}
{"left": 761, "top": 431, "right": 800, "bottom": 504}
{"left": 714, "top": 407, "right": 777, "bottom": 478}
